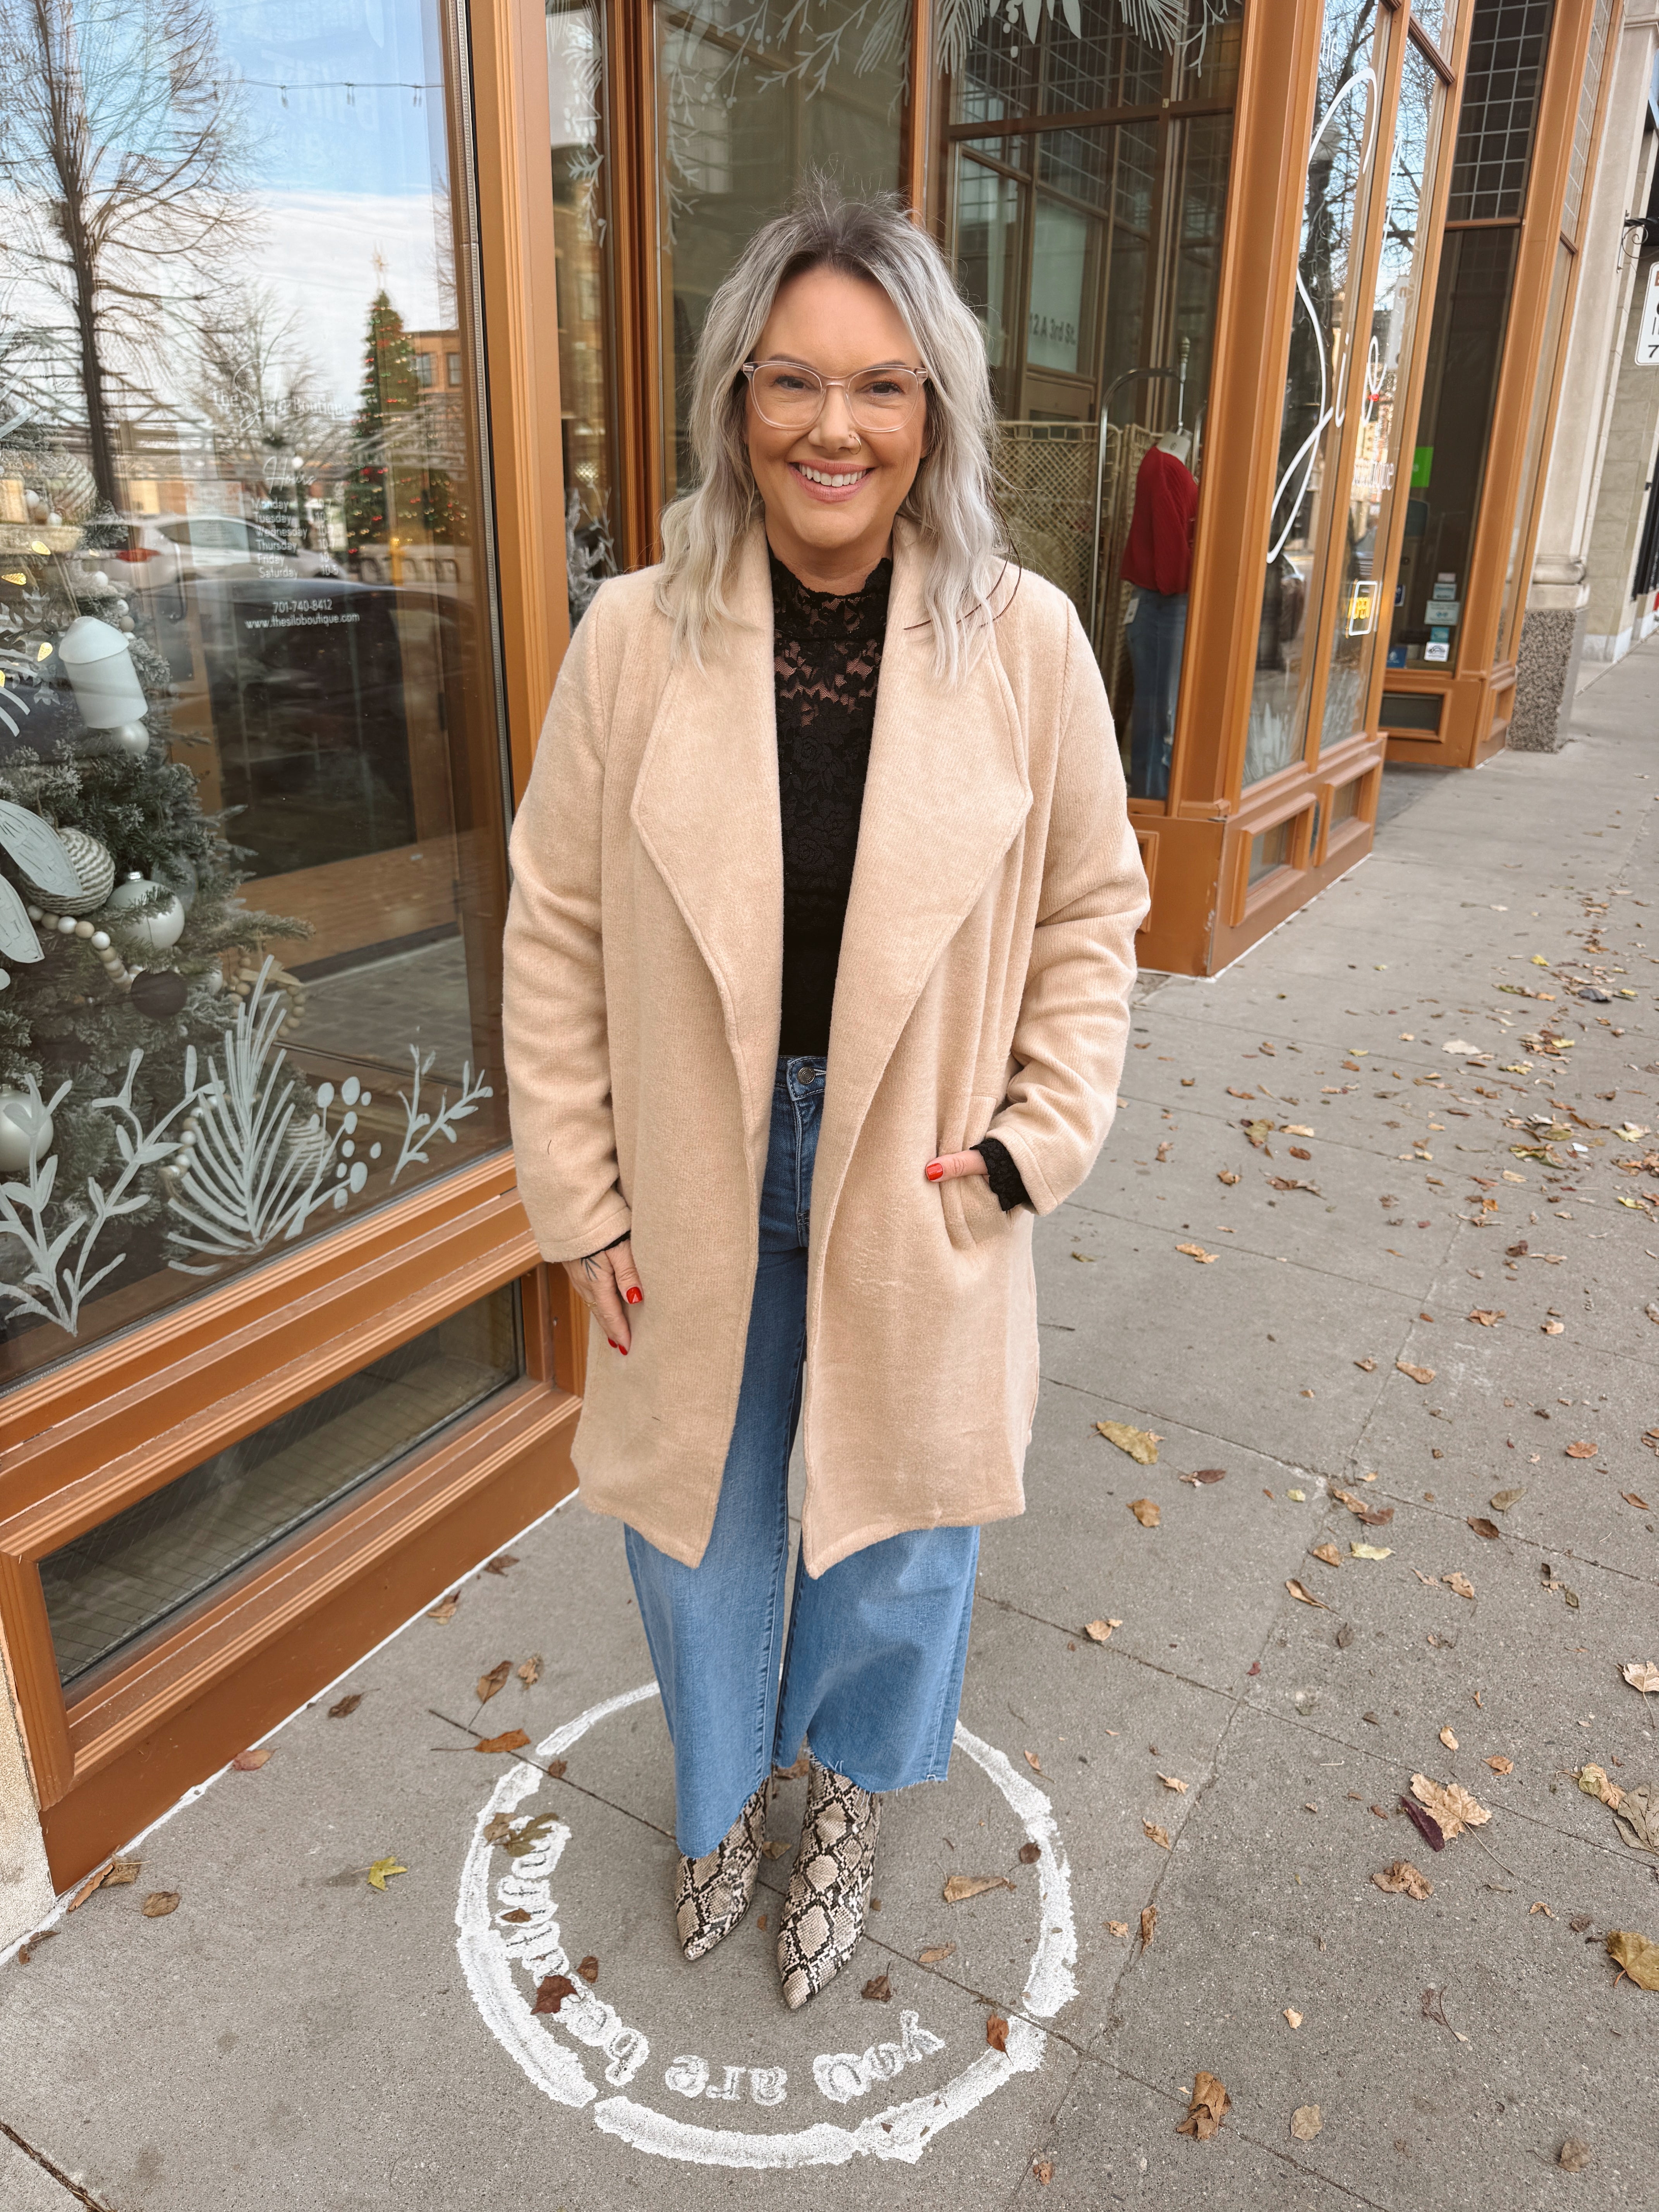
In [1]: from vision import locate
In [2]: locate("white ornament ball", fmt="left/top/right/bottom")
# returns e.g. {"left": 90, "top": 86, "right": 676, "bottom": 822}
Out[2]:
{"left": 106, "top": 721, "right": 149, "bottom": 757}
{"left": 21, "top": 827, "right": 116, "bottom": 916}
{"left": 0, "top": 970, "right": 9, "bottom": 990}
{"left": 90, "top": 929, "right": 110, "bottom": 950}
{"left": 0, "top": 1089, "right": 53, "bottom": 1173}
{"left": 104, "top": 877, "right": 186, "bottom": 952}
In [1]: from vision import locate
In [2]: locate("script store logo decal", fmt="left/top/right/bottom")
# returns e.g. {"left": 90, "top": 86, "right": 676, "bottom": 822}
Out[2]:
{"left": 455, "top": 1683, "right": 1078, "bottom": 2169}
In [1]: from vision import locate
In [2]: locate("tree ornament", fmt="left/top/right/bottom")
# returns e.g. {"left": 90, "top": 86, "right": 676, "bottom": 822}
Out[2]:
{"left": 18, "top": 826, "right": 115, "bottom": 915}
{"left": 105, "top": 722, "right": 150, "bottom": 758}
{"left": 105, "top": 876, "right": 186, "bottom": 952}
{"left": 56, "top": 616, "right": 148, "bottom": 738}
{"left": 0, "top": 1087, "right": 54, "bottom": 1173}
{"left": 127, "top": 969, "right": 189, "bottom": 1020}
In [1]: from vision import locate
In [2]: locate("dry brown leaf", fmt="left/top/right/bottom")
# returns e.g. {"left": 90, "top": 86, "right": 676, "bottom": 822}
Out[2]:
{"left": 1097, "top": 1420, "right": 1161, "bottom": 1463}
{"left": 483, "top": 1813, "right": 515, "bottom": 1844}
{"left": 1466, "top": 1517, "right": 1501, "bottom": 1541}
{"left": 1033, "top": 2157, "right": 1054, "bottom": 2185}
{"left": 1024, "top": 1750, "right": 1043, "bottom": 1774}
{"left": 943, "top": 1873, "right": 1014, "bottom": 1904}
{"left": 1486, "top": 1755, "right": 1515, "bottom": 1775}
{"left": 1290, "top": 2105, "right": 1323, "bottom": 2142}
{"left": 1443, "top": 1572, "right": 1475, "bottom": 1600}
{"left": 577, "top": 1954, "right": 599, "bottom": 1984}
{"left": 483, "top": 1553, "right": 519, "bottom": 1576}
{"left": 1130, "top": 1498, "right": 1161, "bottom": 1527}
{"left": 1410, "top": 1773, "right": 1491, "bottom": 1838}
{"left": 1396, "top": 1360, "right": 1435, "bottom": 1385}
{"left": 1143, "top": 1819, "right": 1172, "bottom": 1850}
{"left": 1623, "top": 1491, "right": 1652, "bottom": 1510}
{"left": 1565, "top": 1441, "right": 1597, "bottom": 1459}
{"left": 1489, "top": 1487, "right": 1525, "bottom": 1512}
{"left": 516, "top": 1655, "right": 543, "bottom": 1691}
{"left": 1468, "top": 1309, "right": 1503, "bottom": 1327}
{"left": 1158, "top": 1774, "right": 1189, "bottom": 1795}
{"left": 917, "top": 1943, "right": 956, "bottom": 1965}
{"left": 862, "top": 1973, "right": 891, "bottom": 2002}
{"left": 1605, "top": 1929, "right": 1659, "bottom": 1989}
{"left": 102, "top": 1859, "right": 140, "bottom": 1887}
{"left": 1542, "top": 1319, "right": 1565, "bottom": 1335}
{"left": 1439, "top": 1727, "right": 1459, "bottom": 1751}
{"left": 1621, "top": 1661, "right": 1659, "bottom": 1696}
{"left": 1180, "top": 1468, "right": 1227, "bottom": 1485}
{"left": 1216, "top": 1168, "right": 1240, "bottom": 1185}
{"left": 1351, "top": 1542, "right": 1393, "bottom": 1561}
{"left": 986, "top": 2013, "right": 1010, "bottom": 2052}
{"left": 1106, "top": 1920, "right": 1130, "bottom": 1938}
{"left": 477, "top": 1661, "right": 512, "bottom": 1705}
{"left": 1311, "top": 1542, "right": 1341, "bottom": 1567}
{"left": 1372, "top": 1860, "right": 1432, "bottom": 1898}
{"left": 1286, "top": 1578, "right": 1332, "bottom": 1610}
{"left": 1355, "top": 1356, "right": 1377, "bottom": 1371}
{"left": 231, "top": 1747, "right": 272, "bottom": 1772}
{"left": 328, "top": 1693, "right": 362, "bottom": 1719}
{"left": 1019, "top": 1840, "right": 1042, "bottom": 1864}
{"left": 1176, "top": 1242, "right": 1217, "bottom": 1263}
{"left": 1140, "top": 1904, "right": 1157, "bottom": 1951}
{"left": 1283, "top": 2007, "right": 1302, "bottom": 2029}
{"left": 475, "top": 1728, "right": 532, "bottom": 1755}
{"left": 1083, "top": 1618, "right": 1122, "bottom": 1642}
{"left": 532, "top": 1972, "right": 576, "bottom": 2015}
{"left": 141, "top": 1891, "right": 180, "bottom": 1917}
{"left": 1176, "top": 2071, "right": 1231, "bottom": 2140}
{"left": 1558, "top": 2139, "right": 1593, "bottom": 2172}
{"left": 1577, "top": 1764, "right": 1624, "bottom": 1810}
{"left": 426, "top": 1592, "right": 460, "bottom": 1623}
{"left": 67, "top": 1863, "right": 115, "bottom": 1911}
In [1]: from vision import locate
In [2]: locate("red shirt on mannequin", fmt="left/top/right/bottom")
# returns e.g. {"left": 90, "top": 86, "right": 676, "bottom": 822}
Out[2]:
{"left": 1121, "top": 445, "right": 1200, "bottom": 597}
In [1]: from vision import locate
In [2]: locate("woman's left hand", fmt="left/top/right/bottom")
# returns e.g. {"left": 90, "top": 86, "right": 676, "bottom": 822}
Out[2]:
{"left": 925, "top": 1150, "right": 989, "bottom": 1185}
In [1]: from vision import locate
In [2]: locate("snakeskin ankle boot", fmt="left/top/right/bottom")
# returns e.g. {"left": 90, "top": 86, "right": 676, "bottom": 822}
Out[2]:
{"left": 674, "top": 1784, "right": 768, "bottom": 1963}
{"left": 776, "top": 1757, "right": 881, "bottom": 2009}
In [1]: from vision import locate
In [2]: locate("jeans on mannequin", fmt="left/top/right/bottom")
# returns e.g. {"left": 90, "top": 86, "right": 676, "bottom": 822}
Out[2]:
{"left": 1127, "top": 587, "right": 1188, "bottom": 802}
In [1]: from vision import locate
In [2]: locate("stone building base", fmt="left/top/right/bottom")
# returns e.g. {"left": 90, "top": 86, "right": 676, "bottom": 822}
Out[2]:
{"left": 1509, "top": 602, "right": 1586, "bottom": 750}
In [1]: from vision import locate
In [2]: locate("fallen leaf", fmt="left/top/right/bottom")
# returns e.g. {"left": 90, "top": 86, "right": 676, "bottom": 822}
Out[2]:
{"left": 1158, "top": 1774, "right": 1188, "bottom": 1794}
{"left": 1242, "top": 1119, "right": 1273, "bottom": 1148}
{"left": 862, "top": 1973, "right": 892, "bottom": 2001}
{"left": 1176, "top": 2071, "right": 1231, "bottom": 2140}
{"left": 1018, "top": 1840, "right": 1042, "bottom": 1863}
{"left": 1283, "top": 2007, "right": 1302, "bottom": 2029}
{"left": 1621, "top": 1662, "right": 1659, "bottom": 1696}
{"left": 1443, "top": 1572, "right": 1475, "bottom": 1600}
{"left": 1577, "top": 1764, "right": 1625, "bottom": 1810}
{"left": 477, "top": 1661, "right": 512, "bottom": 1705}
{"left": 1083, "top": 1618, "right": 1122, "bottom": 1641}
{"left": 517, "top": 1655, "right": 543, "bottom": 1691}
{"left": 483, "top": 1813, "right": 515, "bottom": 1844}
{"left": 918, "top": 1943, "right": 956, "bottom": 1964}
{"left": 1216, "top": 1168, "right": 1240, "bottom": 1185}
{"left": 1283, "top": 1123, "right": 1314, "bottom": 1138}
{"left": 1565, "top": 1441, "right": 1597, "bottom": 1459}
{"left": 475, "top": 1728, "right": 532, "bottom": 1755}
{"left": 1180, "top": 1467, "right": 1228, "bottom": 1485}
{"left": 366, "top": 1858, "right": 406, "bottom": 1892}
{"left": 1467, "top": 1517, "right": 1501, "bottom": 1541}
{"left": 532, "top": 1972, "right": 576, "bottom": 2014}
{"left": 1107, "top": 1921, "right": 1130, "bottom": 1938}
{"left": 427, "top": 1592, "right": 460, "bottom": 1623}
{"left": 1486, "top": 1756, "right": 1515, "bottom": 1775}
{"left": 1286, "top": 1578, "right": 1332, "bottom": 1609}
{"left": 67, "top": 1863, "right": 118, "bottom": 1911}
{"left": 1396, "top": 1360, "right": 1435, "bottom": 1385}
{"left": 1312, "top": 1543, "right": 1341, "bottom": 1568}
{"left": 1140, "top": 1905, "right": 1157, "bottom": 1950}
{"left": 1071, "top": 1249, "right": 1095, "bottom": 1261}
{"left": 483, "top": 1553, "right": 519, "bottom": 1576}
{"left": 1558, "top": 2139, "right": 1593, "bottom": 2172}
{"left": 15, "top": 1930, "right": 57, "bottom": 1962}
{"left": 1542, "top": 1320, "right": 1565, "bottom": 1334}
{"left": 1176, "top": 1242, "right": 1217, "bottom": 1263}
{"left": 577, "top": 1954, "right": 599, "bottom": 1984}
{"left": 1372, "top": 1860, "right": 1432, "bottom": 1898}
{"left": 1033, "top": 2156, "right": 1054, "bottom": 2185}
{"left": 1411, "top": 1773, "right": 1491, "bottom": 1838}
{"left": 986, "top": 2013, "right": 1009, "bottom": 2052}
{"left": 328, "top": 1693, "right": 363, "bottom": 1719}
{"left": 141, "top": 1891, "right": 181, "bottom": 1917}
{"left": 1351, "top": 1542, "right": 1393, "bottom": 1560}
{"left": 1096, "top": 1419, "right": 1161, "bottom": 1464}
{"left": 944, "top": 1874, "right": 1014, "bottom": 1903}
{"left": 1468, "top": 1309, "right": 1503, "bottom": 1327}
{"left": 1489, "top": 1488, "right": 1526, "bottom": 1511}
{"left": 1355, "top": 1356, "right": 1377, "bottom": 1371}
{"left": 1290, "top": 2105, "right": 1323, "bottom": 2142}
{"left": 102, "top": 1860, "right": 139, "bottom": 1888}
{"left": 1605, "top": 1929, "right": 1659, "bottom": 1989}
{"left": 1129, "top": 1498, "right": 1161, "bottom": 1527}
{"left": 1143, "top": 1820, "right": 1172, "bottom": 1850}
{"left": 231, "top": 1747, "right": 272, "bottom": 1772}
{"left": 1623, "top": 1492, "right": 1652, "bottom": 1510}
{"left": 1530, "top": 1900, "right": 1554, "bottom": 1917}
{"left": 1439, "top": 1727, "right": 1459, "bottom": 1751}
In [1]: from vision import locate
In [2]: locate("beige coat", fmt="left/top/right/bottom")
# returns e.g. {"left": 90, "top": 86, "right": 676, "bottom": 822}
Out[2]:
{"left": 502, "top": 519, "right": 1149, "bottom": 1574}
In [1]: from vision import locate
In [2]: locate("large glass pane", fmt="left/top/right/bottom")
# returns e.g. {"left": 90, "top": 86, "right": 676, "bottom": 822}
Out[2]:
{"left": 656, "top": 0, "right": 906, "bottom": 500}
{"left": 1498, "top": 237, "right": 1573, "bottom": 658}
{"left": 1243, "top": 0, "right": 1389, "bottom": 789}
{"left": 1314, "top": 40, "right": 1446, "bottom": 748}
{"left": 1385, "top": 225, "right": 1520, "bottom": 668}
{"left": 548, "top": 0, "right": 618, "bottom": 624}
{"left": 0, "top": 0, "right": 510, "bottom": 1388}
{"left": 1561, "top": 0, "right": 1613, "bottom": 242}
{"left": 41, "top": 1287, "right": 522, "bottom": 1689}
{"left": 1446, "top": 0, "right": 1554, "bottom": 223}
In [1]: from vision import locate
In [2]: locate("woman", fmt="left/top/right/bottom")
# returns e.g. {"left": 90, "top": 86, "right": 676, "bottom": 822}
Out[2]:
{"left": 503, "top": 187, "right": 1147, "bottom": 2009}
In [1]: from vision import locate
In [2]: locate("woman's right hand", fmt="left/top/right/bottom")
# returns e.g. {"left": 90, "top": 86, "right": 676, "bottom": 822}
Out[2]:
{"left": 562, "top": 1238, "right": 643, "bottom": 1354}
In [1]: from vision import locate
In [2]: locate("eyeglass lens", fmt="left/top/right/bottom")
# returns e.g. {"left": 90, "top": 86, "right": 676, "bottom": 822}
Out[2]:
{"left": 750, "top": 363, "right": 922, "bottom": 431}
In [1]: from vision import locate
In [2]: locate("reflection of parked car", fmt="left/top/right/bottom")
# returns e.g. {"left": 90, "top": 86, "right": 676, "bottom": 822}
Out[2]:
{"left": 100, "top": 514, "right": 343, "bottom": 592}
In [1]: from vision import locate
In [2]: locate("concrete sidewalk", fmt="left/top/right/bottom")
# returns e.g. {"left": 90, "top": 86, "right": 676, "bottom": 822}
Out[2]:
{"left": 4, "top": 647, "right": 1659, "bottom": 2210}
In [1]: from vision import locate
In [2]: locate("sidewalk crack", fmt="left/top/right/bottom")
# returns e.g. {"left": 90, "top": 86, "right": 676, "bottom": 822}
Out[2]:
{"left": 0, "top": 2119, "right": 119, "bottom": 2210}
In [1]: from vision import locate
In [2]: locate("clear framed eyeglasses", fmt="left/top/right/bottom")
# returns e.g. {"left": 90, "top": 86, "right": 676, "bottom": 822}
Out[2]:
{"left": 742, "top": 359, "right": 931, "bottom": 434}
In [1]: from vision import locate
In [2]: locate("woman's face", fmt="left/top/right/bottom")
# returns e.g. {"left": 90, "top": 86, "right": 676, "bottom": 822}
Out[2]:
{"left": 744, "top": 265, "right": 927, "bottom": 586}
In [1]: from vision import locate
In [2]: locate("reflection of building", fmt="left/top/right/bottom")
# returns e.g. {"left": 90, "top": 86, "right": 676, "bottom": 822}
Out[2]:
{"left": 0, "top": 0, "right": 1647, "bottom": 1941}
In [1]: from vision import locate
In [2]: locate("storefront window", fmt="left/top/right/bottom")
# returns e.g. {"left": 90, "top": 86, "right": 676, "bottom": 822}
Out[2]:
{"left": 1314, "top": 37, "right": 1447, "bottom": 748}
{"left": 41, "top": 1286, "right": 522, "bottom": 1688}
{"left": 0, "top": 0, "right": 510, "bottom": 1386}
{"left": 655, "top": 0, "right": 907, "bottom": 500}
{"left": 1498, "top": 237, "right": 1573, "bottom": 658}
{"left": 948, "top": 0, "right": 1241, "bottom": 804}
{"left": 1244, "top": 0, "right": 1389, "bottom": 788}
{"left": 549, "top": 1, "right": 618, "bottom": 626}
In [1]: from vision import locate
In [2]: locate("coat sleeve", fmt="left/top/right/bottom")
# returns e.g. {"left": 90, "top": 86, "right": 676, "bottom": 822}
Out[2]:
{"left": 982, "top": 601, "right": 1151, "bottom": 1215}
{"left": 501, "top": 596, "right": 634, "bottom": 1264}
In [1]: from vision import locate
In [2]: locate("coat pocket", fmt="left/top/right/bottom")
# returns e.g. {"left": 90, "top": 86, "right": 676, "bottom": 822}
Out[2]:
{"left": 939, "top": 1096, "right": 1010, "bottom": 1253}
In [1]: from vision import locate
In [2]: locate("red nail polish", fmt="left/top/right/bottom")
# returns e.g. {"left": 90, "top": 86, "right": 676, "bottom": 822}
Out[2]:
{"left": 618, "top": 1343, "right": 628, "bottom": 1355}
{"left": 607, "top": 1338, "right": 618, "bottom": 1349}
{"left": 925, "top": 1162, "right": 944, "bottom": 1182}
{"left": 625, "top": 1287, "right": 642, "bottom": 1304}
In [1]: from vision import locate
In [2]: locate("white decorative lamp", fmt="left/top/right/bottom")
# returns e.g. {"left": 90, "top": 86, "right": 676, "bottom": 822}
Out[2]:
{"left": 56, "top": 616, "right": 148, "bottom": 752}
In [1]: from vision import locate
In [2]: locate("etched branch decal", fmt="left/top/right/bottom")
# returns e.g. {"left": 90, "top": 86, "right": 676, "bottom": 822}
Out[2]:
{"left": 391, "top": 1045, "right": 493, "bottom": 1185}
{"left": 0, "top": 1054, "right": 202, "bottom": 1333}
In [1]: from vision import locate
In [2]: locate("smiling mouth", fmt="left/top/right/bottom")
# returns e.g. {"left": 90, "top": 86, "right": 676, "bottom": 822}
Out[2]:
{"left": 790, "top": 463, "right": 871, "bottom": 489}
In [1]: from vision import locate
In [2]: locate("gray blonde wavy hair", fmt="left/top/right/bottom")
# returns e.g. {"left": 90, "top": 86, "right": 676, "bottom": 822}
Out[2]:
{"left": 656, "top": 182, "right": 1005, "bottom": 684}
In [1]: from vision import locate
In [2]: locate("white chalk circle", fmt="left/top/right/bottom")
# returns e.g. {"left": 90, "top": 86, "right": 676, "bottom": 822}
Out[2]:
{"left": 456, "top": 1682, "right": 1078, "bottom": 2169}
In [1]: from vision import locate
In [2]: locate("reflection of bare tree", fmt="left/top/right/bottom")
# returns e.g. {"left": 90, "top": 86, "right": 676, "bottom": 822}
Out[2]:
{"left": 192, "top": 284, "right": 337, "bottom": 517}
{"left": 0, "top": 0, "right": 254, "bottom": 508}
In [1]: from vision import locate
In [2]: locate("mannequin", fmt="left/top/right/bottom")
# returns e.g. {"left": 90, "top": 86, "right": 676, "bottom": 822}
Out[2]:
{"left": 1121, "top": 426, "right": 1199, "bottom": 801}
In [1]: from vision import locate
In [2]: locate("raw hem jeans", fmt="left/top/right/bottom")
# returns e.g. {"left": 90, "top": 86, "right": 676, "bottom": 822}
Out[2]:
{"left": 625, "top": 1054, "right": 981, "bottom": 1858}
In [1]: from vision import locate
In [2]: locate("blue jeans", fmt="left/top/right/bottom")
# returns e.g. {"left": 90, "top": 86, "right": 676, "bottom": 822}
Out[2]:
{"left": 625, "top": 1054, "right": 981, "bottom": 1856}
{"left": 1127, "top": 587, "right": 1188, "bottom": 800}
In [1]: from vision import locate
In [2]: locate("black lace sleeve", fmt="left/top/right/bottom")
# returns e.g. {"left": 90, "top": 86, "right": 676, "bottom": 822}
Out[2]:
{"left": 975, "top": 1137, "right": 1032, "bottom": 1212}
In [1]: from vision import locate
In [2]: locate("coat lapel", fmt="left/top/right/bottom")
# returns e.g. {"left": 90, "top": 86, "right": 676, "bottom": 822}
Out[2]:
{"left": 815, "top": 522, "right": 1031, "bottom": 1233}
{"left": 630, "top": 523, "right": 782, "bottom": 1149}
